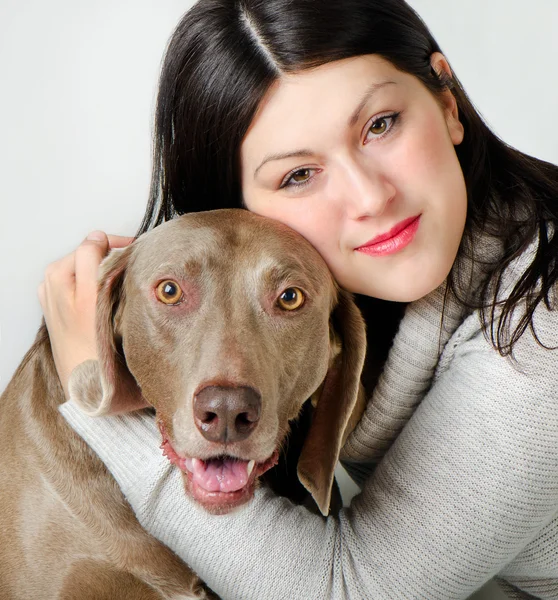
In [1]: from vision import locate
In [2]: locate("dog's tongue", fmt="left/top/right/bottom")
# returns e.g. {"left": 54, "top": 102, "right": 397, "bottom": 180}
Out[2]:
{"left": 185, "top": 457, "right": 249, "bottom": 493}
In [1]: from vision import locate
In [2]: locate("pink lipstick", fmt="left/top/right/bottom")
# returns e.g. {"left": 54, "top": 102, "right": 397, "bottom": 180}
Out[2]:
{"left": 356, "top": 215, "right": 421, "bottom": 257}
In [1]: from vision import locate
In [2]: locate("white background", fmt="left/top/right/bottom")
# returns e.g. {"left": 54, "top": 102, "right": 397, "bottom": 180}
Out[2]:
{"left": 1, "top": 3, "right": 556, "bottom": 597}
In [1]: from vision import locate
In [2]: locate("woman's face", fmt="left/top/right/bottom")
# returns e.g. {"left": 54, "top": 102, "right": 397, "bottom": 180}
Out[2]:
{"left": 240, "top": 54, "right": 466, "bottom": 302}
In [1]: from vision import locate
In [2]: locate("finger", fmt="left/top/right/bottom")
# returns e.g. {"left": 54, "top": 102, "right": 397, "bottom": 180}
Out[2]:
{"left": 44, "top": 252, "right": 77, "bottom": 288}
{"left": 107, "top": 234, "right": 135, "bottom": 249}
{"left": 37, "top": 281, "right": 45, "bottom": 309}
{"left": 41, "top": 253, "right": 78, "bottom": 324}
{"left": 74, "top": 232, "right": 110, "bottom": 296}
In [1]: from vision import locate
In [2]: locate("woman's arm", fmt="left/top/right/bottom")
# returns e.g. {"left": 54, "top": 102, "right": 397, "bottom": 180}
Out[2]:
{"left": 60, "top": 306, "right": 558, "bottom": 600}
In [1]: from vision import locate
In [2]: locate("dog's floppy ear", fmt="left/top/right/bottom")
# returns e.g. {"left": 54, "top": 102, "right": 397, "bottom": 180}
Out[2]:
{"left": 68, "top": 246, "right": 149, "bottom": 416}
{"left": 297, "top": 289, "right": 367, "bottom": 516}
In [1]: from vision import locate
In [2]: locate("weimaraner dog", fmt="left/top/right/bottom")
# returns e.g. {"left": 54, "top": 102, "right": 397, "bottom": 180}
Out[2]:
{"left": 0, "top": 209, "right": 367, "bottom": 599}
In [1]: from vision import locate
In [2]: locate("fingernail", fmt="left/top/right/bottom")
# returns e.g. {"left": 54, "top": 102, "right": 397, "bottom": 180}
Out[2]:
{"left": 86, "top": 230, "right": 105, "bottom": 242}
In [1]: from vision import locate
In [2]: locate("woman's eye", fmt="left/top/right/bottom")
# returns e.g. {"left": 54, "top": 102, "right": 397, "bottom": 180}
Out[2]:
{"left": 291, "top": 169, "right": 311, "bottom": 183}
{"left": 280, "top": 168, "right": 316, "bottom": 189}
{"left": 370, "top": 118, "right": 388, "bottom": 135}
{"left": 365, "top": 113, "right": 399, "bottom": 142}
{"left": 156, "top": 280, "right": 184, "bottom": 305}
{"left": 277, "top": 287, "right": 305, "bottom": 311}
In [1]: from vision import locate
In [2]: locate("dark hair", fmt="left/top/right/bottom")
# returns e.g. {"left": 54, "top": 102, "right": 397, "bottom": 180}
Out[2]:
{"left": 138, "top": 0, "right": 558, "bottom": 355}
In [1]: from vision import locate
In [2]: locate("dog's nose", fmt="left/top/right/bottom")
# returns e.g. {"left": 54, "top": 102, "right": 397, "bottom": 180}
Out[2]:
{"left": 193, "top": 385, "right": 261, "bottom": 443}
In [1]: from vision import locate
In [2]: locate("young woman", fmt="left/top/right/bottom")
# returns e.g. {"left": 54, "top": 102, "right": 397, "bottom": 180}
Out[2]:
{"left": 40, "top": 0, "right": 558, "bottom": 598}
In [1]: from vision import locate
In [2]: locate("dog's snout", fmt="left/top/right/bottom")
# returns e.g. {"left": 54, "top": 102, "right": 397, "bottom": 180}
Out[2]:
{"left": 193, "top": 386, "right": 261, "bottom": 443}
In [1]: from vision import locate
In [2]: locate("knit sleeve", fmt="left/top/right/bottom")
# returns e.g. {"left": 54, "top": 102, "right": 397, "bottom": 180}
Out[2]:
{"left": 59, "top": 306, "right": 558, "bottom": 600}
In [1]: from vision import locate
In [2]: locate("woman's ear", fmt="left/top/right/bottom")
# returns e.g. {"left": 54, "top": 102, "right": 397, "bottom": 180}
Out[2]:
{"left": 430, "top": 52, "right": 464, "bottom": 146}
{"left": 68, "top": 246, "right": 149, "bottom": 416}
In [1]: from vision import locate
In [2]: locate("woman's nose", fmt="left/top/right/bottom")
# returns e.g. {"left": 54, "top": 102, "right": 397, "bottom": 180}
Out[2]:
{"left": 339, "top": 161, "right": 396, "bottom": 220}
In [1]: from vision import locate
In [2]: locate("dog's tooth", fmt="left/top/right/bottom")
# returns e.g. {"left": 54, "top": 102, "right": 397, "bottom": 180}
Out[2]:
{"left": 192, "top": 458, "right": 204, "bottom": 472}
{"left": 247, "top": 460, "right": 255, "bottom": 477}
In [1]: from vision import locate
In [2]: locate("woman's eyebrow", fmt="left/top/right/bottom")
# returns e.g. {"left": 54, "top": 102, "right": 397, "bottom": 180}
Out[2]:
{"left": 348, "top": 80, "right": 397, "bottom": 127}
{"left": 254, "top": 149, "right": 314, "bottom": 177}
{"left": 253, "top": 80, "right": 396, "bottom": 177}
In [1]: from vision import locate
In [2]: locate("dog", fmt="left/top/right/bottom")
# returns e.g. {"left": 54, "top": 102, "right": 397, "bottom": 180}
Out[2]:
{"left": 0, "top": 209, "right": 367, "bottom": 599}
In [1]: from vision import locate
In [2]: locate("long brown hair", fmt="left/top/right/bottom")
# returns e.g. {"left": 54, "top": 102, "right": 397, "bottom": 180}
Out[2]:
{"left": 138, "top": 0, "right": 558, "bottom": 355}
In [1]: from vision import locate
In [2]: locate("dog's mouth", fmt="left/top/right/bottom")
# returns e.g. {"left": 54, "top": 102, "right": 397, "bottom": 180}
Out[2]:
{"left": 159, "top": 434, "right": 279, "bottom": 514}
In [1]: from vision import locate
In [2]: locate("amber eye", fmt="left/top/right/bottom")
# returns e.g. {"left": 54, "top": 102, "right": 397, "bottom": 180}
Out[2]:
{"left": 156, "top": 280, "right": 183, "bottom": 305}
{"left": 369, "top": 118, "right": 388, "bottom": 135}
{"left": 291, "top": 169, "right": 311, "bottom": 183}
{"left": 277, "top": 287, "right": 305, "bottom": 311}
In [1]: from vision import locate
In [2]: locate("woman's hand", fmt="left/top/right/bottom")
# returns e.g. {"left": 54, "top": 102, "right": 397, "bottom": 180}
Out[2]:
{"left": 38, "top": 231, "right": 134, "bottom": 398}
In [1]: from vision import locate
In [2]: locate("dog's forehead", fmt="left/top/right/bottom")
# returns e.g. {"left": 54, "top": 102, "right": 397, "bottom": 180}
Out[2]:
{"left": 131, "top": 210, "right": 332, "bottom": 281}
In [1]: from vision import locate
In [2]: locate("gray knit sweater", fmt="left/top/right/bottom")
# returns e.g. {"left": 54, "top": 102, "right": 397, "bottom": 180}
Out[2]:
{"left": 60, "top": 234, "right": 558, "bottom": 600}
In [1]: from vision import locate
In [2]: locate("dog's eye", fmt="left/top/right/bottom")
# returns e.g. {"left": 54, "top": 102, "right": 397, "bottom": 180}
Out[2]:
{"left": 156, "top": 280, "right": 184, "bottom": 305}
{"left": 277, "top": 287, "right": 305, "bottom": 311}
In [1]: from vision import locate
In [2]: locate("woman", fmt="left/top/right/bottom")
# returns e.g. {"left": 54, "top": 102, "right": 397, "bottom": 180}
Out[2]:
{"left": 40, "top": 0, "right": 558, "bottom": 598}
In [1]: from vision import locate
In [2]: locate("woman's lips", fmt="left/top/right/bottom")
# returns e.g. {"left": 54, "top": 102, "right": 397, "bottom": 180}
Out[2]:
{"left": 355, "top": 215, "right": 421, "bottom": 257}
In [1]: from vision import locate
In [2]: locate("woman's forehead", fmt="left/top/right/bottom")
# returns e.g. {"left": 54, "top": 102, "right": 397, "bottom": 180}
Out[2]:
{"left": 240, "top": 55, "right": 413, "bottom": 171}
{"left": 251, "top": 55, "right": 403, "bottom": 122}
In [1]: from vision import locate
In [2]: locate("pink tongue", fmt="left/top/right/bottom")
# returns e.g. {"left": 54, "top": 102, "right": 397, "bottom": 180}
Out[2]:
{"left": 190, "top": 458, "right": 249, "bottom": 493}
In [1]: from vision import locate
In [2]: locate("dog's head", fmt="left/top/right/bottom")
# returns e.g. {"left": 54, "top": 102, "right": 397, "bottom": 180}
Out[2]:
{"left": 69, "top": 209, "right": 366, "bottom": 515}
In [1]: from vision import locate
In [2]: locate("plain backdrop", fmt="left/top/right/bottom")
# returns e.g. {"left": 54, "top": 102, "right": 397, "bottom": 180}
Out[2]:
{"left": 1, "top": 3, "right": 557, "bottom": 598}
